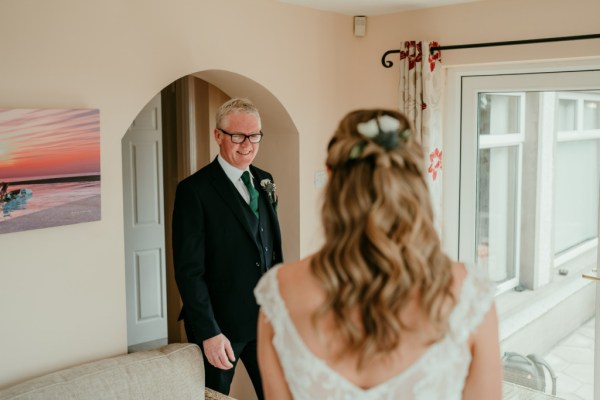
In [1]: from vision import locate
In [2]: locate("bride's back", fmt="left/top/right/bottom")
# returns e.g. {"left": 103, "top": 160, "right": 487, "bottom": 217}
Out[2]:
{"left": 255, "top": 257, "right": 497, "bottom": 400}
{"left": 276, "top": 257, "right": 467, "bottom": 390}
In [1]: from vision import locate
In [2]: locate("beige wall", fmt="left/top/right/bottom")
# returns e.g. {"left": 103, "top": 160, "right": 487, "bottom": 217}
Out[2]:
{"left": 0, "top": 0, "right": 353, "bottom": 387}
{"left": 1, "top": 0, "right": 600, "bottom": 390}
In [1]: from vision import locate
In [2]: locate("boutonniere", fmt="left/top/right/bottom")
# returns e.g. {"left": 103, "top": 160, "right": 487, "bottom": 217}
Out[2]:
{"left": 260, "top": 178, "right": 278, "bottom": 206}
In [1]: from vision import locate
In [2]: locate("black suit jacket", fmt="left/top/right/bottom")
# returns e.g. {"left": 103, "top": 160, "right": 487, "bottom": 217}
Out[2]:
{"left": 172, "top": 158, "right": 283, "bottom": 343}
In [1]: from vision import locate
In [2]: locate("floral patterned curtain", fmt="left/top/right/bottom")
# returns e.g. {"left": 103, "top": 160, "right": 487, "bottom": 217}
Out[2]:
{"left": 398, "top": 41, "right": 443, "bottom": 232}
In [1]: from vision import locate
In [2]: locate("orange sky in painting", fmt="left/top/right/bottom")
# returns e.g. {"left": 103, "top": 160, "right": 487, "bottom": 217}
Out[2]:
{"left": 0, "top": 108, "right": 100, "bottom": 180}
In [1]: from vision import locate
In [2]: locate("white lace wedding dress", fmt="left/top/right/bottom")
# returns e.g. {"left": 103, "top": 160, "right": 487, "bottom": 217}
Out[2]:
{"left": 254, "top": 263, "right": 494, "bottom": 400}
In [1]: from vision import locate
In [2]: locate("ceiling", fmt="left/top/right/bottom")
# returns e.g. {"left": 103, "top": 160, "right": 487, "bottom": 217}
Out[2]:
{"left": 280, "top": 0, "right": 479, "bottom": 16}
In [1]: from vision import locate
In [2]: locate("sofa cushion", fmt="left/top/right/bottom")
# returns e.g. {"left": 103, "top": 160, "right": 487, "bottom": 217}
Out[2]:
{"left": 0, "top": 343, "right": 204, "bottom": 400}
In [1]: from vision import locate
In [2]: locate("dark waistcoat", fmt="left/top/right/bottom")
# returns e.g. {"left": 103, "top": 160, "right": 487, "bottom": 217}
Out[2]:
{"left": 238, "top": 188, "right": 276, "bottom": 273}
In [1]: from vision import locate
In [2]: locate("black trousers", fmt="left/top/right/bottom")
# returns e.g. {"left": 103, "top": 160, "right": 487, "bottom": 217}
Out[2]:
{"left": 184, "top": 320, "right": 264, "bottom": 400}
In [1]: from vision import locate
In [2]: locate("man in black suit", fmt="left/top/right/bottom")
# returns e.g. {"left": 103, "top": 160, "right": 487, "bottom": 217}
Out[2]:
{"left": 172, "top": 98, "right": 282, "bottom": 399}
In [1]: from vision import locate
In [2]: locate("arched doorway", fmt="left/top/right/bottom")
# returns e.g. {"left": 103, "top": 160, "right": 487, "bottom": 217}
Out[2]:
{"left": 123, "top": 70, "right": 300, "bottom": 398}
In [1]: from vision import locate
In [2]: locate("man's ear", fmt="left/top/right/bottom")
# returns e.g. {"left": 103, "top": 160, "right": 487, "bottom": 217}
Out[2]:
{"left": 214, "top": 128, "right": 221, "bottom": 143}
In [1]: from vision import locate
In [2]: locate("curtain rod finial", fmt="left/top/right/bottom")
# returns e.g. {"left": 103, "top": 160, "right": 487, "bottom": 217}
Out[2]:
{"left": 381, "top": 49, "right": 400, "bottom": 68}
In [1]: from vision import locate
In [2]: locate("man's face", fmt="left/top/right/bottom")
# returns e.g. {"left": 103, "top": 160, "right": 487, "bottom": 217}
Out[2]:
{"left": 215, "top": 111, "right": 261, "bottom": 170}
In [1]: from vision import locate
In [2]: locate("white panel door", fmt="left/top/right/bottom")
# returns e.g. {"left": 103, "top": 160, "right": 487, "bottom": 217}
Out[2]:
{"left": 123, "top": 94, "right": 167, "bottom": 347}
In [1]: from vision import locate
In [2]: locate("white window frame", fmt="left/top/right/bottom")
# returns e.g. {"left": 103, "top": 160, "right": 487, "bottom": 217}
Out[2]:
{"left": 553, "top": 91, "right": 600, "bottom": 268}
{"left": 443, "top": 59, "right": 600, "bottom": 292}
{"left": 477, "top": 92, "right": 525, "bottom": 293}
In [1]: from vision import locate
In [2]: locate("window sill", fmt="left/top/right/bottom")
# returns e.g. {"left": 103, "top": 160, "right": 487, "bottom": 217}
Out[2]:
{"left": 496, "top": 264, "right": 594, "bottom": 342}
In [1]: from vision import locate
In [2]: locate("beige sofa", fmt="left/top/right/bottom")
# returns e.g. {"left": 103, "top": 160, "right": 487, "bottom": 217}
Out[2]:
{"left": 0, "top": 343, "right": 235, "bottom": 400}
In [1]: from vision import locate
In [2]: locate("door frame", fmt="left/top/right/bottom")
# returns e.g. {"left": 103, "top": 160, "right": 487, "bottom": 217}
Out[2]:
{"left": 162, "top": 76, "right": 230, "bottom": 343}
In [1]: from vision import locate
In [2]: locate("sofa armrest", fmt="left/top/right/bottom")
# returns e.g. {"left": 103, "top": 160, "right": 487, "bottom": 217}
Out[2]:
{"left": 0, "top": 343, "right": 204, "bottom": 400}
{"left": 204, "top": 387, "right": 238, "bottom": 400}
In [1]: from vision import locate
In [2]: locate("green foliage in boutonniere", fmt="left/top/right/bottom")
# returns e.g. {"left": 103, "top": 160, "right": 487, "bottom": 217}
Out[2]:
{"left": 260, "top": 178, "right": 278, "bottom": 208}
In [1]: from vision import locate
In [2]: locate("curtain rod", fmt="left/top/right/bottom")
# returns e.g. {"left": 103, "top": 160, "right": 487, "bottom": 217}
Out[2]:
{"left": 381, "top": 33, "right": 600, "bottom": 68}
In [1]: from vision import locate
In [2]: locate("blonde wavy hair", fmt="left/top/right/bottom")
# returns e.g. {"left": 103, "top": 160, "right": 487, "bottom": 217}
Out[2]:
{"left": 310, "top": 109, "right": 454, "bottom": 368}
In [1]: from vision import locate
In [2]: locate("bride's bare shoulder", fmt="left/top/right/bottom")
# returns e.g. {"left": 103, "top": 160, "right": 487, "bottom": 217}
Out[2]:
{"left": 278, "top": 256, "right": 313, "bottom": 281}
{"left": 277, "top": 256, "right": 322, "bottom": 306}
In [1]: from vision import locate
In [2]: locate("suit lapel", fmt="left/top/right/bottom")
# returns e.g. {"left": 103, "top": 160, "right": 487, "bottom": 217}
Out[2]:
{"left": 250, "top": 166, "right": 282, "bottom": 245}
{"left": 208, "top": 159, "right": 256, "bottom": 241}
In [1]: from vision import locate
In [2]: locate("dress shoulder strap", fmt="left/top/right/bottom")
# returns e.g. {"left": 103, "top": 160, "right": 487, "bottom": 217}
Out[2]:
{"left": 254, "top": 264, "right": 285, "bottom": 327}
{"left": 448, "top": 263, "right": 495, "bottom": 342}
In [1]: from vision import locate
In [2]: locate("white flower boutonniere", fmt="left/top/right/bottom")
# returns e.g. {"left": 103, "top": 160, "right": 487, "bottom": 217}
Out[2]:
{"left": 260, "top": 178, "right": 278, "bottom": 207}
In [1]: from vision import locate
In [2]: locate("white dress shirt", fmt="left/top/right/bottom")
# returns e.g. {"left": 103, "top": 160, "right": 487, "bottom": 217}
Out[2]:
{"left": 217, "top": 155, "right": 254, "bottom": 205}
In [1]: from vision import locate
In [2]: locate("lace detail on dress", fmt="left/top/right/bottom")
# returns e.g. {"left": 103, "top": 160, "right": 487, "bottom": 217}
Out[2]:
{"left": 254, "top": 263, "right": 494, "bottom": 400}
{"left": 449, "top": 262, "right": 496, "bottom": 342}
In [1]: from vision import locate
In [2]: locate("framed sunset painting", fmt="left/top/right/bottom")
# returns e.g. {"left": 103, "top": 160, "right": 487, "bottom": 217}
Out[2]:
{"left": 0, "top": 108, "right": 100, "bottom": 234}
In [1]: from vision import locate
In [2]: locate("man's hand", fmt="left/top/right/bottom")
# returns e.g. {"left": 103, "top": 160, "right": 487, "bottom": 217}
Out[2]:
{"left": 203, "top": 334, "right": 235, "bottom": 370}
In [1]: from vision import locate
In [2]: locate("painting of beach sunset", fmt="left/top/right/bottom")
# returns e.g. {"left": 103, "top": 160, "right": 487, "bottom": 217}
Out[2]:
{"left": 0, "top": 108, "right": 100, "bottom": 234}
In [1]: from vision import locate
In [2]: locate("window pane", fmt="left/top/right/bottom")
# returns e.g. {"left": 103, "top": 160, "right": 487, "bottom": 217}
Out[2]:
{"left": 478, "top": 94, "right": 521, "bottom": 135}
{"left": 476, "top": 146, "right": 519, "bottom": 283}
{"left": 554, "top": 140, "right": 599, "bottom": 254}
{"left": 558, "top": 99, "right": 577, "bottom": 131}
{"left": 584, "top": 100, "right": 600, "bottom": 130}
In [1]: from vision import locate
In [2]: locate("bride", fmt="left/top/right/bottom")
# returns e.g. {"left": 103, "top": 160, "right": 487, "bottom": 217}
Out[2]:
{"left": 254, "top": 109, "right": 502, "bottom": 399}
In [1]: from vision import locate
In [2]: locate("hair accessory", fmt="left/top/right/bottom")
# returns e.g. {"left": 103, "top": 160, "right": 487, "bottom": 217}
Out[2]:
{"left": 377, "top": 115, "right": 401, "bottom": 133}
{"left": 374, "top": 130, "right": 399, "bottom": 149}
{"left": 349, "top": 142, "right": 365, "bottom": 159}
{"left": 355, "top": 115, "right": 408, "bottom": 155}
{"left": 400, "top": 128, "right": 412, "bottom": 140}
{"left": 356, "top": 119, "right": 380, "bottom": 138}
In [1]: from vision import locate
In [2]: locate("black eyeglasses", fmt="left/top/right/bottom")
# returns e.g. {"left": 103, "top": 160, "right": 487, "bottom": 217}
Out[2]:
{"left": 218, "top": 128, "right": 263, "bottom": 144}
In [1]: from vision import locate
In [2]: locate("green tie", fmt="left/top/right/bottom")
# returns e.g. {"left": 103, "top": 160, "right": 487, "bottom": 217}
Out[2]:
{"left": 241, "top": 171, "right": 259, "bottom": 219}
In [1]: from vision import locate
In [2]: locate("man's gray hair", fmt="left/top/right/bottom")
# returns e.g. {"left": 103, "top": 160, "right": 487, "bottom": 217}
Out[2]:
{"left": 216, "top": 98, "right": 261, "bottom": 130}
